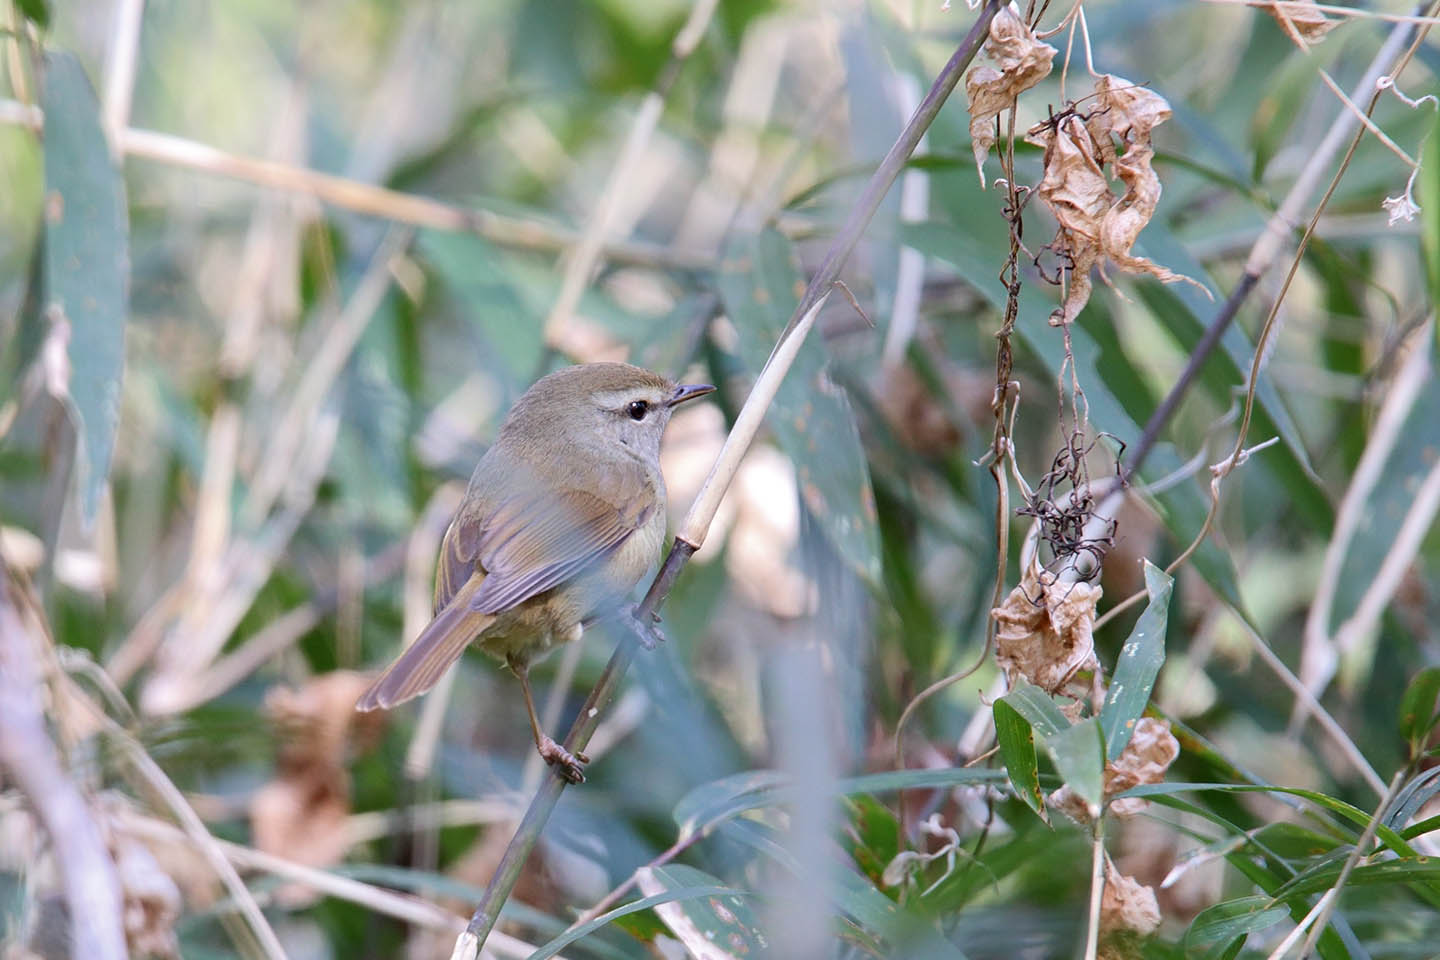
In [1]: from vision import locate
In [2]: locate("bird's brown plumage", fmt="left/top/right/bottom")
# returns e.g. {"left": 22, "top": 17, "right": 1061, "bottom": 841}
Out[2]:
{"left": 354, "top": 362, "right": 714, "bottom": 780}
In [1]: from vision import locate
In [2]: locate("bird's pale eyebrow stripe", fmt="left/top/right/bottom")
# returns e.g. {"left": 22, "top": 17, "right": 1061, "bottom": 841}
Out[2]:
{"left": 592, "top": 388, "right": 666, "bottom": 408}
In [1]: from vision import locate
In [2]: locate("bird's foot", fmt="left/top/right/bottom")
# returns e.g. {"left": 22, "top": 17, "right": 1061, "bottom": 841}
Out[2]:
{"left": 538, "top": 735, "right": 589, "bottom": 784}
{"left": 627, "top": 605, "right": 666, "bottom": 650}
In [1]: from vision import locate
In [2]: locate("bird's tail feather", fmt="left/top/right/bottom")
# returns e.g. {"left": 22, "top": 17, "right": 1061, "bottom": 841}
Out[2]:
{"left": 356, "top": 594, "right": 494, "bottom": 711}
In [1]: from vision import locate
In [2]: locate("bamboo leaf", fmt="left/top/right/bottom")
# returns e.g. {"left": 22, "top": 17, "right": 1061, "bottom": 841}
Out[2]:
{"left": 41, "top": 53, "right": 128, "bottom": 526}
{"left": 994, "top": 699, "right": 1046, "bottom": 819}
{"left": 1100, "top": 560, "right": 1172, "bottom": 760}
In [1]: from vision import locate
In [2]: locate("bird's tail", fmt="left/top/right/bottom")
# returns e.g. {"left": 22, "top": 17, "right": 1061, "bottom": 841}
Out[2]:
{"left": 356, "top": 589, "right": 494, "bottom": 711}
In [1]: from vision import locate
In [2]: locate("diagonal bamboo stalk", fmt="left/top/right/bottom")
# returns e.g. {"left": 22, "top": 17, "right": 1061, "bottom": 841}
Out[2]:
{"left": 447, "top": 4, "right": 1007, "bottom": 957}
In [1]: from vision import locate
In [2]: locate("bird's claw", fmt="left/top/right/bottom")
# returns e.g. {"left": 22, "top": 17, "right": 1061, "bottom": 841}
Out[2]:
{"left": 628, "top": 605, "right": 666, "bottom": 650}
{"left": 538, "top": 735, "right": 589, "bottom": 784}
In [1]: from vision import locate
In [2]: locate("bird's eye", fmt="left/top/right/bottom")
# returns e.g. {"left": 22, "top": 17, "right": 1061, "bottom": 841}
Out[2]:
{"left": 627, "top": 400, "right": 649, "bottom": 421}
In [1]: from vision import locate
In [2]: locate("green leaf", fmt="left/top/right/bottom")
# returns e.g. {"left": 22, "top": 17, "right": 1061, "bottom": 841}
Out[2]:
{"left": 417, "top": 231, "right": 545, "bottom": 385}
{"left": 1400, "top": 667, "right": 1440, "bottom": 753}
{"left": 672, "top": 768, "right": 1007, "bottom": 838}
{"left": 842, "top": 794, "right": 902, "bottom": 890}
{"left": 1271, "top": 856, "right": 1440, "bottom": 902}
{"left": 993, "top": 699, "right": 1045, "bottom": 818}
{"left": 15, "top": 0, "right": 48, "bottom": 28}
{"left": 1183, "top": 896, "right": 1288, "bottom": 953}
{"left": 1387, "top": 766, "right": 1440, "bottom": 833}
{"left": 672, "top": 769, "right": 790, "bottom": 838}
{"left": 721, "top": 819, "right": 968, "bottom": 957}
{"left": 1100, "top": 560, "right": 1172, "bottom": 760}
{"left": 715, "top": 229, "right": 881, "bottom": 585}
{"left": 523, "top": 879, "right": 748, "bottom": 960}
{"left": 995, "top": 683, "right": 1105, "bottom": 810}
{"left": 1421, "top": 108, "right": 1440, "bottom": 311}
{"left": 42, "top": 53, "right": 128, "bottom": 526}
{"left": 633, "top": 865, "right": 767, "bottom": 960}
{"left": 1331, "top": 367, "right": 1440, "bottom": 631}
{"left": 999, "top": 679, "right": 1070, "bottom": 738}
{"left": 1046, "top": 717, "right": 1105, "bottom": 809}
{"left": 1120, "top": 782, "right": 1427, "bottom": 864}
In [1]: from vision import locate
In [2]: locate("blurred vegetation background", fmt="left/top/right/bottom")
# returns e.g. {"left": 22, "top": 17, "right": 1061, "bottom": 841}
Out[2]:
{"left": 2, "top": 0, "right": 1440, "bottom": 957}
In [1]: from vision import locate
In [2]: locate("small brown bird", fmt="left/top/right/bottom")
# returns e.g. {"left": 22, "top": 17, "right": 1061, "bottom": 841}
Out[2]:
{"left": 356, "top": 363, "right": 714, "bottom": 782}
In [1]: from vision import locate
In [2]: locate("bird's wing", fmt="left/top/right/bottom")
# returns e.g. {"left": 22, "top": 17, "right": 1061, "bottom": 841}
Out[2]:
{"left": 463, "top": 485, "right": 651, "bottom": 615}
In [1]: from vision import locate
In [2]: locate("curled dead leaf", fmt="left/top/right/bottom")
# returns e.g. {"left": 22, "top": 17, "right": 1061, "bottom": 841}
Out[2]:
{"left": 1269, "top": 0, "right": 1337, "bottom": 45}
{"left": 112, "top": 834, "right": 182, "bottom": 960}
{"left": 249, "top": 671, "right": 383, "bottom": 905}
{"left": 1085, "top": 74, "right": 1172, "bottom": 164}
{"left": 1101, "top": 860, "right": 1162, "bottom": 936}
{"left": 1106, "top": 717, "right": 1180, "bottom": 816}
{"left": 1027, "top": 75, "right": 1208, "bottom": 324}
{"left": 965, "top": 3, "right": 1057, "bottom": 185}
{"left": 992, "top": 557, "right": 1101, "bottom": 692}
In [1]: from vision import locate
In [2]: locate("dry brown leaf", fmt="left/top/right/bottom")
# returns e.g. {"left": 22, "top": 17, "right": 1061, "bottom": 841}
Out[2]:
{"left": 1106, "top": 717, "right": 1180, "bottom": 816}
{"left": 249, "top": 671, "right": 383, "bottom": 905}
{"left": 1026, "top": 116, "right": 1109, "bottom": 325}
{"left": 1101, "top": 860, "right": 1162, "bottom": 936}
{"left": 1269, "top": 0, "right": 1337, "bottom": 44}
{"left": 1028, "top": 75, "right": 1207, "bottom": 324}
{"left": 993, "top": 556, "right": 1101, "bottom": 692}
{"left": 112, "top": 835, "right": 182, "bottom": 960}
{"left": 965, "top": 3, "right": 1057, "bottom": 185}
{"left": 1085, "top": 74, "right": 1172, "bottom": 164}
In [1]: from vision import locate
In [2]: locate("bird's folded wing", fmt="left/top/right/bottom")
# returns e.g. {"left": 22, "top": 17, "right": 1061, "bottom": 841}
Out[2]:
{"left": 450, "top": 486, "right": 647, "bottom": 615}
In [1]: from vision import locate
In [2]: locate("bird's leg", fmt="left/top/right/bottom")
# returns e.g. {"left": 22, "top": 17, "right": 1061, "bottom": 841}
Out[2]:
{"left": 508, "top": 655, "right": 588, "bottom": 784}
{"left": 626, "top": 604, "right": 666, "bottom": 650}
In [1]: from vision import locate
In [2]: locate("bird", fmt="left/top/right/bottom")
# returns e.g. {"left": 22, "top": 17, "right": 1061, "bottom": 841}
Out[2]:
{"left": 356, "top": 362, "right": 715, "bottom": 782}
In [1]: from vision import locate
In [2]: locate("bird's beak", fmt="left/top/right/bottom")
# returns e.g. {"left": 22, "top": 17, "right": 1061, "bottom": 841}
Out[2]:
{"left": 668, "top": 382, "right": 716, "bottom": 407}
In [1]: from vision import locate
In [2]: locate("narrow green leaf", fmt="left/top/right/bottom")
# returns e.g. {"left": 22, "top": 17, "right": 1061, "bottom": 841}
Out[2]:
{"left": 993, "top": 699, "right": 1045, "bottom": 818}
{"left": 1045, "top": 717, "right": 1105, "bottom": 809}
{"left": 1420, "top": 109, "right": 1440, "bottom": 311}
{"left": 417, "top": 231, "right": 545, "bottom": 384}
{"left": 1120, "top": 782, "right": 1423, "bottom": 860}
{"left": 999, "top": 679, "right": 1069, "bottom": 738}
{"left": 1331, "top": 369, "right": 1440, "bottom": 631}
{"left": 672, "top": 770, "right": 790, "bottom": 837}
{"left": 636, "top": 865, "right": 766, "bottom": 960}
{"left": 1183, "top": 896, "right": 1288, "bottom": 951}
{"left": 715, "top": 229, "right": 882, "bottom": 585}
{"left": 1100, "top": 560, "right": 1172, "bottom": 760}
{"left": 523, "top": 882, "right": 747, "bottom": 960}
{"left": 1386, "top": 766, "right": 1440, "bottom": 834}
{"left": 41, "top": 53, "right": 128, "bottom": 526}
{"left": 15, "top": 0, "right": 48, "bottom": 28}
{"left": 672, "top": 768, "right": 1007, "bottom": 837}
{"left": 1272, "top": 856, "right": 1440, "bottom": 902}
{"left": 1399, "top": 666, "right": 1440, "bottom": 749}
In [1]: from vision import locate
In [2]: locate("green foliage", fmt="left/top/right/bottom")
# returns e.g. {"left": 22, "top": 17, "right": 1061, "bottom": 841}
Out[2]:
{"left": 39, "top": 53, "right": 128, "bottom": 527}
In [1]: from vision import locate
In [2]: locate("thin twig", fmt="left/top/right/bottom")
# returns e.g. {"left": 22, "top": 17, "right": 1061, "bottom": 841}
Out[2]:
{"left": 451, "top": 5, "right": 1007, "bottom": 956}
